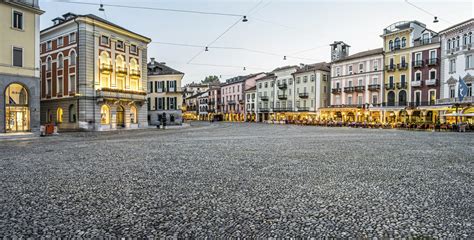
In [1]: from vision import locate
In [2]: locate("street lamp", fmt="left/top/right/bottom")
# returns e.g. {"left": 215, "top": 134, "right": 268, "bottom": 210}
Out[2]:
{"left": 99, "top": 4, "right": 105, "bottom": 11}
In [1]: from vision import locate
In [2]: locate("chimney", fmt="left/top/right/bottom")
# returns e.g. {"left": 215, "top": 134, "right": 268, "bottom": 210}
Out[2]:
{"left": 160, "top": 62, "right": 166, "bottom": 65}
{"left": 52, "top": 17, "right": 65, "bottom": 26}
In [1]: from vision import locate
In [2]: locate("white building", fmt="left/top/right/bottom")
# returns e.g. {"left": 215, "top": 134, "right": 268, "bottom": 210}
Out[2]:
{"left": 244, "top": 86, "right": 256, "bottom": 121}
{"left": 292, "top": 62, "right": 331, "bottom": 112}
{"left": 198, "top": 90, "right": 209, "bottom": 120}
{"left": 256, "top": 74, "right": 276, "bottom": 122}
{"left": 439, "top": 18, "right": 474, "bottom": 106}
{"left": 273, "top": 66, "right": 299, "bottom": 112}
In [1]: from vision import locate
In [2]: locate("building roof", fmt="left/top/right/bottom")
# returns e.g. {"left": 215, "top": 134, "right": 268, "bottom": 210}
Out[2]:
{"left": 256, "top": 73, "right": 276, "bottom": 81}
{"left": 382, "top": 20, "right": 425, "bottom": 35}
{"left": 187, "top": 91, "right": 206, "bottom": 99}
{"left": 245, "top": 86, "right": 257, "bottom": 92}
{"left": 293, "top": 62, "right": 330, "bottom": 74}
{"left": 439, "top": 18, "right": 474, "bottom": 34}
{"left": 220, "top": 73, "right": 263, "bottom": 86}
{"left": 148, "top": 59, "right": 184, "bottom": 75}
{"left": 331, "top": 48, "right": 383, "bottom": 63}
{"left": 272, "top": 65, "right": 299, "bottom": 72}
{"left": 41, "top": 13, "right": 151, "bottom": 42}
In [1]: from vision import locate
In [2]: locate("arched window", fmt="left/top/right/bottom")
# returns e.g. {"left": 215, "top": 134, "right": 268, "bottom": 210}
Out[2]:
{"left": 57, "top": 53, "right": 64, "bottom": 69}
{"left": 399, "top": 90, "right": 407, "bottom": 106}
{"left": 130, "top": 105, "right": 137, "bottom": 124}
{"left": 389, "top": 40, "right": 393, "bottom": 50}
{"left": 46, "top": 56, "right": 52, "bottom": 71}
{"left": 69, "top": 50, "right": 76, "bottom": 65}
{"left": 401, "top": 37, "right": 406, "bottom": 48}
{"left": 469, "top": 32, "right": 473, "bottom": 44}
{"left": 5, "top": 83, "right": 30, "bottom": 132}
{"left": 100, "top": 51, "right": 111, "bottom": 88}
{"left": 129, "top": 58, "right": 139, "bottom": 90}
{"left": 116, "top": 55, "right": 125, "bottom": 89}
{"left": 447, "top": 39, "right": 451, "bottom": 49}
{"left": 394, "top": 38, "right": 400, "bottom": 49}
{"left": 69, "top": 104, "right": 76, "bottom": 123}
{"left": 387, "top": 91, "right": 395, "bottom": 106}
{"left": 56, "top": 107, "right": 63, "bottom": 123}
{"left": 464, "top": 34, "right": 468, "bottom": 45}
{"left": 456, "top": 36, "right": 460, "bottom": 47}
{"left": 100, "top": 105, "right": 110, "bottom": 125}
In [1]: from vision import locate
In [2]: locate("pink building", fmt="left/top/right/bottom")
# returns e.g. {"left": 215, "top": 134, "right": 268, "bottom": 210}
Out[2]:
{"left": 221, "top": 73, "right": 265, "bottom": 120}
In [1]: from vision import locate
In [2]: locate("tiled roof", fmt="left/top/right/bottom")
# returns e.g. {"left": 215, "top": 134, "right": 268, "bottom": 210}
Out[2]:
{"left": 272, "top": 65, "right": 299, "bottom": 72}
{"left": 148, "top": 61, "right": 184, "bottom": 75}
{"left": 332, "top": 48, "right": 383, "bottom": 63}
{"left": 294, "top": 62, "right": 330, "bottom": 74}
{"left": 245, "top": 86, "right": 257, "bottom": 92}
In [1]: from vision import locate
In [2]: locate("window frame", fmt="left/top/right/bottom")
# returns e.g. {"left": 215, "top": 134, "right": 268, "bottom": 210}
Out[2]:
{"left": 69, "top": 32, "right": 76, "bottom": 43}
{"left": 12, "top": 9, "right": 24, "bottom": 30}
{"left": 12, "top": 46, "right": 23, "bottom": 67}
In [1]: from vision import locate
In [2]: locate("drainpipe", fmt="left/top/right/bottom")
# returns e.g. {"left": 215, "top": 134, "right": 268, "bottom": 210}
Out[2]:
{"left": 73, "top": 17, "right": 80, "bottom": 128}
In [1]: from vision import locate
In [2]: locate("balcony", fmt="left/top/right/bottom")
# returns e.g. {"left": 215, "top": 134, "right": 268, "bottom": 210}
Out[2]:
{"left": 355, "top": 86, "right": 365, "bottom": 92}
{"left": 343, "top": 86, "right": 355, "bottom": 93}
{"left": 397, "top": 63, "right": 408, "bottom": 70}
{"left": 277, "top": 94, "right": 287, "bottom": 100}
{"left": 96, "top": 88, "right": 147, "bottom": 101}
{"left": 391, "top": 45, "right": 401, "bottom": 51}
{"left": 385, "top": 65, "right": 396, "bottom": 72}
{"left": 274, "top": 107, "right": 290, "bottom": 112}
{"left": 260, "top": 95, "right": 269, "bottom": 101}
{"left": 298, "top": 92, "right": 309, "bottom": 98}
{"left": 277, "top": 83, "right": 287, "bottom": 89}
{"left": 425, "top": 79, "right": 438, "bottom": 86}
{"left": 411, "top": 80, "right": 423, "bottom": 87}
{"left": 259, "top": 108, "right": 270, "bottom": 112}
{"left": 297, "top": 107, "right": 310, "bottom": 112}
{"left": 368, "top": 84, "right": 380, "bottom": 91}
{"left": 228, "top": 100, "right": 236, "bottom": 105}
{"left": 412, "top": 60, "right": 423, "bottom": 68}
{"left": 8, "top": 0, "right": 40, "bottom": 8}
{"left": 100, "top": 63, "right": 113, "bottom": 74}
{"left": 116, "top": 66, "right": 127, "bottom": 76}
{"left": 396, "top": 82, "right": 407, "bottom": 89}
{"left": 437, "top": 96, "right": 474, "bottom": 105}
{"left": 130, "top": 69, "right": 141, "bottom": 78}
{"left": 385, "top": 84, "right": 395, "bottom": 90}
{"left": 427, "top": 58, "right": 439, "bottom": 66}
{"left": 331, "top": 88, "right": 342, "bottom": 94}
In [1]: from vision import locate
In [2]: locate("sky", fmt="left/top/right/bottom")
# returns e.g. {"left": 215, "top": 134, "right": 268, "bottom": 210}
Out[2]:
{"left": 40, "top": 0, "right": 474, "bottom": 85}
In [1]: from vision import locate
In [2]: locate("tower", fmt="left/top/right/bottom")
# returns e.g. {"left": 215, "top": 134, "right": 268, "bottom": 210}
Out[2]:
{"left": 330, "top": 41, "right": 350, "bottom": 62}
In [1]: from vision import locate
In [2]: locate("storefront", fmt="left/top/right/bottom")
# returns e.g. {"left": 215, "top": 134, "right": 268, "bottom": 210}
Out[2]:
{"left": 4, "top": 83, "right": 30, "bottom": 132}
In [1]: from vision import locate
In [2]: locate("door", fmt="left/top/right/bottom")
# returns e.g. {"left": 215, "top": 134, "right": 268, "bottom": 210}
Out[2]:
{"left": 116, "top": 106, "right": 124, "bottom": 128}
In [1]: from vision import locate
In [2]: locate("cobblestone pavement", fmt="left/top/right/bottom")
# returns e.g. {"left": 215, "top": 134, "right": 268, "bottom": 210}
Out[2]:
{"left": 1, "top": 122, "right": 473, "bottom": 238}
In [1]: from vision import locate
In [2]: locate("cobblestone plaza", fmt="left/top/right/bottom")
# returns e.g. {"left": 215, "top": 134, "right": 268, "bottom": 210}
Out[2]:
{"left": 0, "top": 122, "right": 472, "bottom": 238}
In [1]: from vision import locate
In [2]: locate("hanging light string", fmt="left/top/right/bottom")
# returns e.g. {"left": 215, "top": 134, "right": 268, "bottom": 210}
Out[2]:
{"left": 404, "top": 0, "right": 452, "bottom": 24}
{"left": 54, "top": 0, "right": 246, "bottom": 17}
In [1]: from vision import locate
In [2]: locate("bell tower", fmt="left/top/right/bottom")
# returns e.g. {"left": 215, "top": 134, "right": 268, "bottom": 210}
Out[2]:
{"left": 330, "top": 41, "right": 350, "bottom": 61}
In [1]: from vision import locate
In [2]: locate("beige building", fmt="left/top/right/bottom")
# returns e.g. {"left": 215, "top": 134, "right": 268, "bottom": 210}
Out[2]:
{"left": 147, "top": 59, "right": 184, "bottom": 125}
{"left": 0, "top": 0, "right": 43, "bottom": 133}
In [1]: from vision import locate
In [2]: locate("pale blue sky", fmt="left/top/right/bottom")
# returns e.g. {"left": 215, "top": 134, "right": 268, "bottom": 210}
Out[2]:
{"left": 40, "top": 0, "right": 473, "bottom": 84}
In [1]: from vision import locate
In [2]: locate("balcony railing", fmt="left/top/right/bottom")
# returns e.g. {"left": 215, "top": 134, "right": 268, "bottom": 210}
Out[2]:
{"left": 368, "top": 84, "right": 380, "bottom": 91}
{"left": 116, "top": 66, "right": 127, "bottom": 76}
{"left": 298, "top": 92, "right": 309, "bottom": 98}
{"left": 274, "top": 107, "right": 291, "bottom": 112}
{"left": 259, "top": 108, "right": 270, "bottom": 112}
{"left": 228, "top": 100, "right": 236, "bottom": 105}
{"left": 427, "top": 58, "right": 439, "bottom": 66}
{"left": 277, "top": 94, "right": 288, "bottom": 100}
{"left": 100, "top": 63, "right": 113, "bottom": 74}
{"left": 260, "top": 95, "right": 269, "bottom": 101}
{"left": 355, "top": 86, "right": 365, "bottom": 92}
{"left": 436, "top": 96, "right": 474, "bottom": 105}
{"left": 425, "top": 79, "right": 438, "bottom": 86}
{"left": 130, "top": 69, "right": 141, "bottom": 78}
{"left": 385, "top": 84, "right": 395, "bottom": 90}
{"left": 277, "top": 83, "right": 287, "bottom": 89}
{"left": 343, "top": 86, "right": 355, "bottom": 93}
{"left": 412, "top": 60, "right": 423, "bottom": 68}
{"left": 8, "top": 0, "right": 40, "bottom": 8}
{"left": 97, "top": 88, "right": 147, "bottom": 101}
{"left": 411, "top": 80, "right": 422, "bottom": 87}
{"left": 385, "top": 65, "right": 396, "bottom": 72}
{"left": 396, "top": 82, "right": 407, "bottom": 89}
{"left": 397, "top": 63, "right": 408, "bottom": 70}
{"left": 331, "top": 88, "right": 342, "bottom": 94}
{"left": 297, "top": 107, "right": 310, "bottom": 112}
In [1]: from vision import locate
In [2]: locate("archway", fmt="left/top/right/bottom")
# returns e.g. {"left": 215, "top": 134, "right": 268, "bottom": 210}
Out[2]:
{"left": 387, "top": 91, "right": 395, "bottom": 106}
{"left": 399, "top": 90, "right": 407, "bottom": 106}
{"left": 5, "top": 83, "right": 30, "bottom": 132}
{"left": 116, "top": 105, "right": 125, "bottom": 128}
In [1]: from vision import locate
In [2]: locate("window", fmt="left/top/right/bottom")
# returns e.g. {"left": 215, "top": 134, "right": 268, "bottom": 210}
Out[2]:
{"left": 130, "top": 106, "right": 137, "bottom": 124}
{"left": 69, "top": 74, "right": 76, "bottom": 93}
{"left": 69, "top": 32, "right": 76, "bottom": 43}
{"left": 358, "top": 95, "right": 363, "bottom": 105}
{"left": 374, "top": 60, "right": 378, "bottom": 71}
{"left": 69, "top": 50, "right": 76, "bottom": 65}
{"left": 47, "top": 41, "right": 52, "bottom": 51}
{"left": 56, "top": 108, "right": 63, "bottom": 123}
{"left": 130, "top": 44, "right": 137, "bottom": 53}
{"left": 429, "top": 90, "right": 436, "bottom": 105}
{"left": 401, "top": 56, "right": 406, "bottom": 65}
{"left": 449, "top": 85, "right": 455, "bottom": 98}
{"left": 401, "top": 75, "right": 406, "bottom": 84}
{"left": 401, "top": 37, "right": 406, "bottom": 47}
{"left": 430, "top": 70, "right": 436, "bottom": 80}
{"left": 13, "top": 47, "right": 23, "bottom": 67}
{"left": 389, "top": 40, "right": 393, "bottom": 50}
{"left": 358, "top": 79, "right": 363, "bottom": 86}
{"left": 57, "top": 76, "right": 63, "bottom": 95}
{"left": 347, "top": 96, "right": 352, "bottom": 105}
{"left": 336, "top": 67, "right": 340, "bottom": 76}
{"left": 46, "top": 56, "right": 52, "bottom": 71}
{"left": 303, "top": 76, "right": 308, "bottom": 83}
{"left": 372, "top": 77, "right": 378, "bottom": 84}
{"left": 311, "top": 75, "right": 315, "bottom": 82}
{"left": 466, "top": 55, "right": 473, "bottom": 69}
{"left": 389, "top": 76, "right": 394, "bottom": 86}
{"left": 348, "top": 65, "right": 353, "bottom": 74}
{"left": 348, "top": 80, "right": 353, "bottom": 87}
{"left": 359, "top": 63, "right": 364, "bottom": 72}
{"left": 415, "top": 91, "right": 421, "bottom": 106}
{"left": 116, "top": 40, "right": 124, "bottom": 50}
{"left": 12, "top": 10, "right": 23, "bottom": 30}
{"left": 415, "top": 72, "right": 421, "bottom": 81}
{"left": 296, "top": 77, "right": 300, "bottom": 84}
{"left": 415, "top": 52, "right": 422, "bottom": 62}
{"left": 57, "top": 54, "right": 64, "bottom": 69}
{"left": 100, "top": 105, "right": 110, "bottom": 124}
{"left": 372, "top": 94, "right": 378, "bottom": 104}
{"left": 258, "top": 83, "right": 262, "bottom": 89}
{"left": 46, "top": 79, "right": 51, "bottom": 96}
{"left": 467, "top": 83, "right": 472, "bottom": 97}
{"left": 57, "top": 37, "right": 64, "bottom": 47}
{"left": 394, "top": 38, "right": 400, "bottom": 48}
{"left": 69, "top": 104, "right": 76, "bottom": 123}
{"left": 449, "top": 59, "right": 456, "bottom": 73}
{"left": 101, "top": 35, "right": 109, "bottom": 45}
{"left": 447, "top": 39, "right": 451, "bottom": 49}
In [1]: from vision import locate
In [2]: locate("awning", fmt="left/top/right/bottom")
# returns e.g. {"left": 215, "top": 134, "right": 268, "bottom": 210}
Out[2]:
{"left": 442, "top": 113, "right": 474, "bottom": 117}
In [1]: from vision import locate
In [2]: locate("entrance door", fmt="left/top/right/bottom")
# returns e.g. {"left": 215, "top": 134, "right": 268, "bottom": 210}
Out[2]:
{"left": 5, "top": 84, "right": 30, "bottom": 132}
{"left": 116, "top": 106, "right": 125, "bottom": 128}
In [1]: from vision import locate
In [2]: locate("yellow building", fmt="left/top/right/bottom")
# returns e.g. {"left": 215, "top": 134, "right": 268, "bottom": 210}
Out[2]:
{"left": 380, "top": 21, "right": 428, "bottom": 123}
{"left": 0, "top": 0, "right": 43, "bottom": 133}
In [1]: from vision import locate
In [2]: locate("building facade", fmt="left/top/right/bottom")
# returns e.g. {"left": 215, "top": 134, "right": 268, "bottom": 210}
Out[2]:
{"left": 0, "top": 0, "right": 43, "bottom": 133}
{"left": 273, "top": 66, "right": 298, "bottom": 115}
{"left": 147, "top": 59, "right": 184, "bottom": 125}
{"left": 256, "top": 74, "right": 276, "bottom": 122}
{"left": 292, "top": 62, "right": 331, "bottom": 112}
{"left": 207, "top": 84, "right": 221, "bottom": 116}
{"left": 221, "top": 73, "right": 264, "bottom": 121}
{"left": 325, "top": 43, "right": 384, "bottom": 122}
{"left": 197, "top": 90, "right": 209, "bottom": 120}
{"left": 244, "top": 86, "right": 256, "bottom": 121}
{"left": 438, "top": 18, "right": 474, "bottom": 123}
{"left": 40, "top": 13, "right": 151, "bottom": 131}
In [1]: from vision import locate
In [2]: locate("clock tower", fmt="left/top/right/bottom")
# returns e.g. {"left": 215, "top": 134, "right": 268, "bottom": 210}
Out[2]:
{"left": 330, "top": 41, "right": 350, "bottom": 62}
